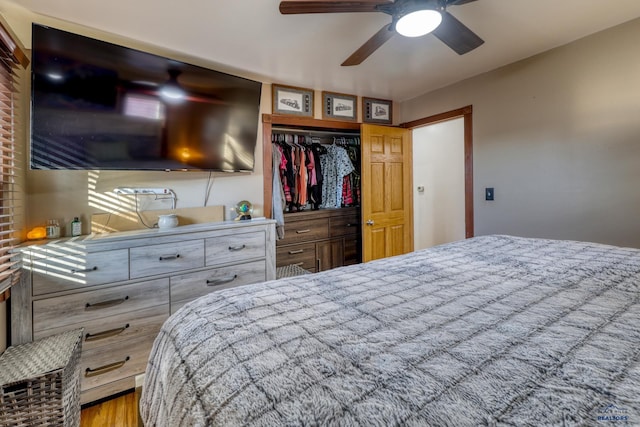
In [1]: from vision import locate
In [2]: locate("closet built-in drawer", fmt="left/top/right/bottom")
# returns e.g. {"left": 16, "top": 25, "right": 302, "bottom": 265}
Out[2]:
{"left": 29, "top": 249, "right": 129, "bottom": 296}
{"left": 344, "top": 238, "right": 361, "bottom": 266}
{"left": 80, "top": 333, "right": 156, "bottom": 392}
{"left": 206, "top": 231, "right": 265, "bottom": 267}
{"left": 276, "top": 242, "right": 317, "bottom": 272}
{"left": 34, "top": 305, "right": 169, "bottom": 352}
{"left": 330, "top": 213, "right": 360, "bottom": 237}
{"left": 278, "top": 218, "right": 328, "bottom": 246}
{"left": 170, "top": 260, "right": 266, "bottom": 313}
{"left": 130, "top": 240, "right": 204, "bottom": 279}
{"left": 33, "top": 277, "right": 169, "bottom": 333}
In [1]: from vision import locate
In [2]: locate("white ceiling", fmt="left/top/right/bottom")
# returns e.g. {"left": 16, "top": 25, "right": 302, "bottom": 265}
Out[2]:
{"left": 10, "top": 0, "right": 640, "bottom": 101}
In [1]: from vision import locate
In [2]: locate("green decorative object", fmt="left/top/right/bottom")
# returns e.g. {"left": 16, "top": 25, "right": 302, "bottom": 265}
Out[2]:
{"left": 234, "top": 200, "right": 253, "bottom": 221}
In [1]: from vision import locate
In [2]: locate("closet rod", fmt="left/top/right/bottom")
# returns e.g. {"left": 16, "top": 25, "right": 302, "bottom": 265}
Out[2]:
{"left": 272, "top": 127, "right": 360, "bottom": 137}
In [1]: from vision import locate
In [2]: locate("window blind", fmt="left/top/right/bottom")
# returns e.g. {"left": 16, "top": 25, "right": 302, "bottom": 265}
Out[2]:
{"left": 0, "top": 23, "right": 27, "bottom": 296}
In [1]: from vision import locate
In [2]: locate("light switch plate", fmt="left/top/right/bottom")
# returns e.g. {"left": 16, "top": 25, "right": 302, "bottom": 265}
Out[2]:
{"left": 485, "top": 187, "right": 494, "bottom": 201}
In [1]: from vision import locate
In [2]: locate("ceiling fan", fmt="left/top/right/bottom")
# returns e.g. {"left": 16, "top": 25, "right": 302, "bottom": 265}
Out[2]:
{"left": 279, "top": 0, "right": 484, "bottom": 66}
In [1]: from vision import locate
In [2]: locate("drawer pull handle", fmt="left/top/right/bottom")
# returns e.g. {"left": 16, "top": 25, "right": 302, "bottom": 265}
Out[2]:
{"left": 85, "top": 296, "right": 129, "bottom": 311}
{"left": 346, "top": 223, "right": 356, "bottom": 227}
{"left": 288, "top": 249, "right": 304, "bottom": 255}
{"left": 206, "top": 274, "right": 238, "bottom": 286}
{"left": 85, "top": 357, "right": 130, "bottom": 378}
{"left": 85, "top": 324, "right": 130, "bottom": 342}
{"left": 159, "top": 254, "right": 181, "bottom": 261}
{"left": 296, "top": 229, "right": 311, "bottom": 234}
{"left": 293, "top": 262, "right": 304, "bottom": 267}
{"left": 71, "top": 266, "right": 98, "bottom": 274}
{"left": 228, "top": 244, "right": 246, "bottom": 252}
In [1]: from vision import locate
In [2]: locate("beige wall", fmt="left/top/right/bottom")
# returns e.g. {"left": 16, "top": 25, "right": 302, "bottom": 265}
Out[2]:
{"left": 401, "top": 18, "right": 640, "bottom": 248}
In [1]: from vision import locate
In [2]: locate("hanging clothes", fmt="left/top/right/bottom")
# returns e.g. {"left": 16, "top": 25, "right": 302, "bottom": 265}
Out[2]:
{"left": 305, "top": 149, "right": 317, "bottom": 209}
{"left": 308, "top": 143, "right": 324, "bottom": 210}
{"left": 287, "top": 144, "right": 299, "bottom": 211}
{"left": 351, "top": 173, "right": 361, "bottom": 206}
{"left": 342, "top": 175, "right": 353, "bottom": 206}
{"left": 296, "top": 147, "right": 307, "bottom": 208}
{"left": 272, "top": 132, "right": 359, "bottom": 212}
{"left": 280, "top": 141, "right": 295, "bottom": 209}
{"left": 321, "top": 144, "right": 354, "bottom": 209}
{"left": 344, "top": 138, "right": 361, "bottom": 207}
{"left": 272, "top": 145, "right": 286, "bottom": 239}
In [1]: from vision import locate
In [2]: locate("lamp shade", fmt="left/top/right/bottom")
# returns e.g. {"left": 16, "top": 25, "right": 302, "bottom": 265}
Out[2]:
{"left": 395, "top": 9, "right": 442, "bottom": 37}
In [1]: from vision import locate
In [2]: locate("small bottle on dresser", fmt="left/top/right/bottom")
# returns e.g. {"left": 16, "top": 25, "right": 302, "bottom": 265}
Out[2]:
{"left": 71, "top": 217, "right": 82, "bottom": 237}
{"left": 46, "top": 219, "right": 60, "bottom": 239}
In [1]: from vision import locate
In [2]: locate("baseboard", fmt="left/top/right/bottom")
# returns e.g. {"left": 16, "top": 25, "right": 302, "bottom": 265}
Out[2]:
{"left": 136, "top": 386, "right": 144, "bottom": 427}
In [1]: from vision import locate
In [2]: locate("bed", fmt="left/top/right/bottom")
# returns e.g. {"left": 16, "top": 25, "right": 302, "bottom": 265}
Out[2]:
{"left": 140, "top": 235, "right": 639, "bottom": 426}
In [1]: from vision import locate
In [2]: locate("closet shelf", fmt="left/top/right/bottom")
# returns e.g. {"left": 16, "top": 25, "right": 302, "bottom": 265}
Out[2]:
{"left": 272, "top": 126, "right": 359, "bottom": 138}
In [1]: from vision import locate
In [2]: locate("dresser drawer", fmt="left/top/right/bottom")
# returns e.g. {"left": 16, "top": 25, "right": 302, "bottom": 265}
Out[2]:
{"left": 80, "top": 333, "right": 156, "bottom": 392}
{"left": 170, "top": 260, "right": 266, "bottom": 313}
{"left": 130, "top": 240, "right": 204, "bottom": 279}
{"left": 206, "top": 231, "right": 265, "bottom": 267}
{"left": 330, "top": 213, "right": 360, "bottom": 237}
{"left": 278, "top": 218, "right": 329, "bottom": 246}
{"left": 276, "top": 242, "right": 317, "bottom": 272}
{"left": 34, "top": 305, "right": 169, "bottom": 352}
{"left": 33, "top": 277, "right": 169, "bottom": 333}
{"left": 30, "top": 249, "right": 129, "bottom": 296}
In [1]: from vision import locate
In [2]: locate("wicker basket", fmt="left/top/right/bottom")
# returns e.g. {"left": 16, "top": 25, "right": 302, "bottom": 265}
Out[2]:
{"left": 0, "top": 329, "right": 83, "bottom": 427}
{"left": 276, "top": 264, "right": 311, "bottom": 279}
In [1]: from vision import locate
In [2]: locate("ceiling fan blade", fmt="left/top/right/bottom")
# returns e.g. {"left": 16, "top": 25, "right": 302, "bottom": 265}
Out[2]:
{"left": 341, "top": 23, "right": 394, "bottom": 66}
{"left": 432, "top": 11, "right": 484, "bottom": 55}
{"left": 279, "top": 1, "right": 391, "bottom": 15}
{"left": 446, "top": 0, "right": 479, "bottom": 5}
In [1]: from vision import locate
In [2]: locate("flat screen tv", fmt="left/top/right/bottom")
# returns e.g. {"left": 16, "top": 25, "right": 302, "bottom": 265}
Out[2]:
{"left": 30, "top": 24, "right": 262, "bottom": 172}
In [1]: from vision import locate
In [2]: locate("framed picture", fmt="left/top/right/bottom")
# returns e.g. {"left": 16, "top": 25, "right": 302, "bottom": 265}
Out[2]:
{"left": 272, "top": 84, "right": 314, "bottom": 117}
{"left": 363, "top": 97, "right": 393, "bottom": 124}
{"left": 322, "top": 91, "right": 357, "bottom": 121}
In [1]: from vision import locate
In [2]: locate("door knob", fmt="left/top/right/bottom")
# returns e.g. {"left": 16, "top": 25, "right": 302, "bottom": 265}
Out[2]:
{"left": 366, "top": 220, "right": 374, "bottom": 226}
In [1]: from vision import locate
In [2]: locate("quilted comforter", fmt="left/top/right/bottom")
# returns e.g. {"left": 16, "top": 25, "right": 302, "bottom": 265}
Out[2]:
{"left": 140, "top": 235, "right": 640, "bottom": 426}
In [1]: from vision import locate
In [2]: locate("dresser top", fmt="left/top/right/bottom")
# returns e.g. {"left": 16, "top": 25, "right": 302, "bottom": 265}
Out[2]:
{"left": 18, "top": 218, "right": 275, "bottom": 252}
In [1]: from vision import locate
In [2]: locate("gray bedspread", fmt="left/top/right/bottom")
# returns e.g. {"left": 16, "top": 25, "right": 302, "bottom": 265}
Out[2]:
{"left": 140, "top": 235, "right": 640, "bottom": 426}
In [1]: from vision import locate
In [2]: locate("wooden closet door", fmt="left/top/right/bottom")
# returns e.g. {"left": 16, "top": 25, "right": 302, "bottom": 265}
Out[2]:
{"left": 361, "top": 124, "right": 413, "bottom": 262}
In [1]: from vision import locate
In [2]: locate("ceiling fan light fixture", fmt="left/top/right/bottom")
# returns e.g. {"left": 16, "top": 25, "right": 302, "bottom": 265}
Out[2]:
{"left": 395, "top": 9, "right": 442, "bottom": 37}
{"left": 160, "top": 84, "right": 185, "bottom": 101}
{"left": 160, "top": 69, "right": 186, "bottom": 102}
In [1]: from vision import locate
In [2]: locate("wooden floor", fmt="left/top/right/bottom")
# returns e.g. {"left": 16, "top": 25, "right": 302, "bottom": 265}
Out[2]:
{"left": 80, "top": 389, "right": 141, "bottom": 427}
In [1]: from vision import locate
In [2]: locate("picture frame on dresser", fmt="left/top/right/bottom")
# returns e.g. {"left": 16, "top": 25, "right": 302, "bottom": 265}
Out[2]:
{"left": 272, "top": 84, "right": 314, "bottom": 117}
{"left": 322, "top": 91, "right": 357, "bottom": 121}
{"left": 362, "top": 97, "right": 392, "bottom": 124}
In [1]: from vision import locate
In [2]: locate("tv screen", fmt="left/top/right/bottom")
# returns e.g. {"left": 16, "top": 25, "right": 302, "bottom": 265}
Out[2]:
{"left": 30, "top": 24, "right": 262, "bottom": 172}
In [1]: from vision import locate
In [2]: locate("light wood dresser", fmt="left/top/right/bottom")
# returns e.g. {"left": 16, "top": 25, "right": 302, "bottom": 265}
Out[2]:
{"left": 11, "top": 219, "right": 276, "bottom": 404}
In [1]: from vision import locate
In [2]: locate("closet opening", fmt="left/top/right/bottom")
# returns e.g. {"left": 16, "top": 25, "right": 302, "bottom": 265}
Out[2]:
{"left": 262, "top": 115, "right": 363, "bottom": 276}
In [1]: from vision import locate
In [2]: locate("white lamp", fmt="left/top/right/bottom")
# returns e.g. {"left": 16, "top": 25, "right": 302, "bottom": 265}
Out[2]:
{"left": 395, "top": 8, "right": 442, "bottom": 38}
